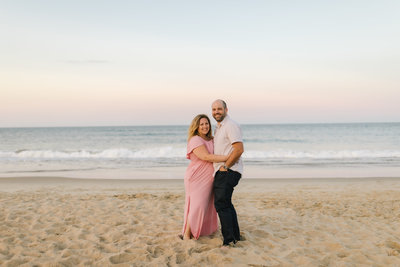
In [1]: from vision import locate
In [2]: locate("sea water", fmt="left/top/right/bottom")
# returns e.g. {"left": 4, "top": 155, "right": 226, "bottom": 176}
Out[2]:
{"left": 1, "top": 123, "right": 399, "bottom": 179}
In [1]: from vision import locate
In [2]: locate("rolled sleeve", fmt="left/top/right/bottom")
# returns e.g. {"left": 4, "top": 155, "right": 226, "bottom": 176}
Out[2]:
{"left": 227, "top": 123, "right": 243, "bottom": 144}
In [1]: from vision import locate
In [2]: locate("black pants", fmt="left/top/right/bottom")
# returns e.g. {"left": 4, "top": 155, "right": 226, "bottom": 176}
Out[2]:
{"left": 213, "top": 170, "right": 241, "bottom": 245}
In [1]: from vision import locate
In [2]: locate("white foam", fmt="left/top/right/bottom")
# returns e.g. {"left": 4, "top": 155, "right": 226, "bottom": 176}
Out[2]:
{"left": 0, "top": 147, "right": 186, "bottom": 160}
{"left": 243, "top": 150, "right": 400, "bottom": 159}
{"left": 1, "top": 148, "right": 400, "bottom": 160}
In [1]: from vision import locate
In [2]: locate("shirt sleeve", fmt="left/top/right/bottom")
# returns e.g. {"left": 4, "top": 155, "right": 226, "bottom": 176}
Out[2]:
{"left": 227, "top": 122, "right": 243, "bottom": 144}
{"left": 186, "top": 136, "right": 204, "bottom": 159}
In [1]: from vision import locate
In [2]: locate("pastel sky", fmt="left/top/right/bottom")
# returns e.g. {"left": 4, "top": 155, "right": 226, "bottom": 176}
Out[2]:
{"left": 1, "top": 0, "right": 399, "bottom": 127}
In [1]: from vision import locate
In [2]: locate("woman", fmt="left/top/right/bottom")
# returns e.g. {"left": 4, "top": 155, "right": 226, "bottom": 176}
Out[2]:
{"left": 181, "top": 114, "right": 229, "bottom": 240}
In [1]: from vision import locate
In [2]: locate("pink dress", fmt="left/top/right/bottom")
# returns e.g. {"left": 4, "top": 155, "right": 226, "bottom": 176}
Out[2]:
{"left": 182, "top": 135, "right": 218, "bottom": 239}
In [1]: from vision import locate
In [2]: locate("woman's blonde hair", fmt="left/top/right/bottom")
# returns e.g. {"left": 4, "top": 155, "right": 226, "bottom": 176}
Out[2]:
{"left": 188, "top": 114, "right": 212, "bottom": 140}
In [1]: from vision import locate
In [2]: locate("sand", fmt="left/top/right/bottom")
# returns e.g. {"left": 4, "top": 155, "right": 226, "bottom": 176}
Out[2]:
{"left": 1, "top": 177, "right": 400, "bottom": 266}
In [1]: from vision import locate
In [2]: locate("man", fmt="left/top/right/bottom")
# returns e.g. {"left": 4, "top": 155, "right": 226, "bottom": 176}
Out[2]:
{"left": 211, "top": 99, "right": 244, "bottom": 247}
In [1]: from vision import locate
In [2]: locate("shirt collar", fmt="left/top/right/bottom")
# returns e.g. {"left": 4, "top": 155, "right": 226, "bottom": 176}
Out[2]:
{"left": 217, "top": 115, "right": 230, "bottom": 128}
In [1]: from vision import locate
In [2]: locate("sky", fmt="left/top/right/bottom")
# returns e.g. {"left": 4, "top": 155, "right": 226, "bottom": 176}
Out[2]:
{"left": 1, "top": 0, "right": 400, "bottom": 127}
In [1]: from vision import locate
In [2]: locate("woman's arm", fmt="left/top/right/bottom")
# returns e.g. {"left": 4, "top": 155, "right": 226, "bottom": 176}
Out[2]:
{"left": 192, "top": 145, "right": 229, "bottom": 163}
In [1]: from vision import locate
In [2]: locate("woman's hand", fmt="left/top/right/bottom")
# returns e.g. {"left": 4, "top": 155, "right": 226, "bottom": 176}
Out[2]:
{"left": 193, "top": 145, "right": 230, "bottom": 163}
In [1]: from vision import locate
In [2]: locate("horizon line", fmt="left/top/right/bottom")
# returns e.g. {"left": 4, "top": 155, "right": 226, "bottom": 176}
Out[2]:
{"left": 1, "top": 121, "right": 400, "bottom": 129}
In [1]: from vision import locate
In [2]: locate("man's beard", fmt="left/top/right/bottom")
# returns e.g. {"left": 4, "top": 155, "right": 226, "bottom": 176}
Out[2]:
{"left": 213, "top": 113, "right": 225, "bottom": 122}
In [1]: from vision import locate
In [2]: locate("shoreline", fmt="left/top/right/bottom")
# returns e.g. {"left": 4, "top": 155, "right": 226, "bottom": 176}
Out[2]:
{"left": 2, "top": 164, "right": 399, "bottom": 180}
{"left": 2, "top": 175, "right": 400, "bottom": 182}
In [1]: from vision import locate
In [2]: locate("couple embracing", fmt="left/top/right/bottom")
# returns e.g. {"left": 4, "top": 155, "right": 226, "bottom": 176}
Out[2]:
{"left": 181, "top": 99, "right": 244, "bottom": 247}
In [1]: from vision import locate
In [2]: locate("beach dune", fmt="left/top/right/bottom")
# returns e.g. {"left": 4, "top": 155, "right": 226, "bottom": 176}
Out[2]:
{"left": 1, "top": 177, "right": 400, "bottom": 266}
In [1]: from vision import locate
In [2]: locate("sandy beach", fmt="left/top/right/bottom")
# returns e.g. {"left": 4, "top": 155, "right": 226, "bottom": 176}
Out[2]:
{"left": 1, "top": 177, "right": 400, "bottom": 266}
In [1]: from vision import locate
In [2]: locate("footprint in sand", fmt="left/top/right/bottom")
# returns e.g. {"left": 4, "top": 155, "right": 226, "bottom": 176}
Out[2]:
{"left": 252, "top": 229, "right": 270, "bottom": 238}
{"left": 146, "top": 245, "right": 164, "bottom": 257}
{"left": 189, "top": 245, "right": 210, "bottom": 255}
{"left": 123, "top": 228, "right": 135, "bottom": 235}
{"left": 386, "top": 240, "right": 400, "bottom": 252}
{"left": 109, "top": 253, "right": 136, "bottom": 264}
{"left": 175, "top": 252, "right": 188, "bottom": 264}
{"left": 3, "top": 258, "right": 29, "bottom": 266}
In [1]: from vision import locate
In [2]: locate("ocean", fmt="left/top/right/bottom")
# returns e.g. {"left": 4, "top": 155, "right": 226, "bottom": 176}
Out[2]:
{"left": 1, "top": 123, "right": 399, "bottom": 179}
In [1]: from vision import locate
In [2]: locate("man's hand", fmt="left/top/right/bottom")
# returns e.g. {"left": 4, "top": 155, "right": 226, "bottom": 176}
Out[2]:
{"left": 219, "top": 166, "right": 228, "bottom": 172}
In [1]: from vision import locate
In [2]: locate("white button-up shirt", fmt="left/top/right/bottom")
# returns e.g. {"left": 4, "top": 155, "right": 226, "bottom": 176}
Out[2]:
{"left": 213, "top": 115, "right": 243, "bottom": 175}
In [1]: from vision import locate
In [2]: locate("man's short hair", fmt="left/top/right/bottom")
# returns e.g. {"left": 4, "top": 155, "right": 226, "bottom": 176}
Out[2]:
{"left": 221, "top": 100, "right": 227, "bottom": 109}
{"left": 216, "top": 99, "right": 227, "bottom": 109}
